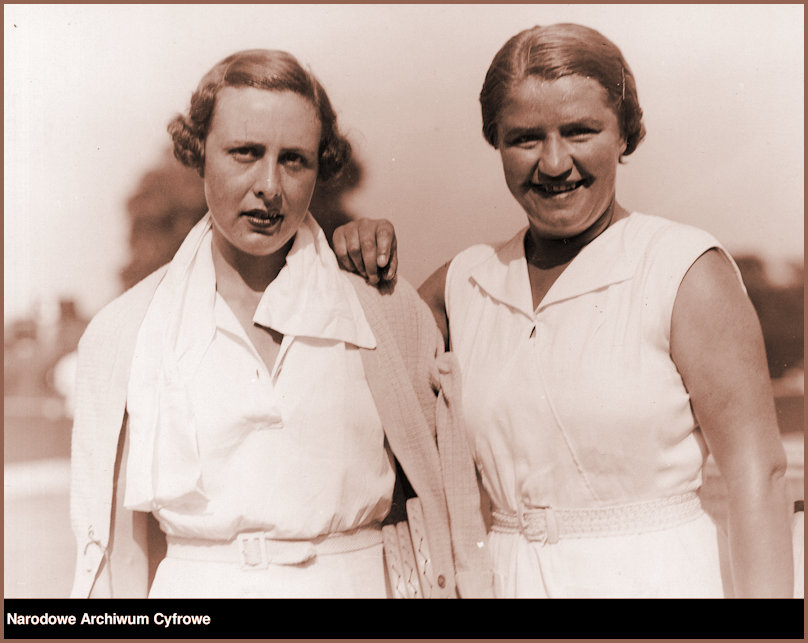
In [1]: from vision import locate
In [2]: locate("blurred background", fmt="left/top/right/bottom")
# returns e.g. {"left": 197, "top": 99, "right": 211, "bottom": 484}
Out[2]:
{"left": 4, "top": 4, "right": 803, "bottom": 597}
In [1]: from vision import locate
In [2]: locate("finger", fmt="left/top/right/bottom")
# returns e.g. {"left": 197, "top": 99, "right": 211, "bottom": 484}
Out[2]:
{"left": 332, "top": 228, "right": 354, "bottom": 272}
{"left": 375, "top": 221, "right": 395, "bottom": 270}
{"left": 358, "top": 219, "right": 380, "bottom": 284}
{"left": 384, "top": 235, "right": 398, "bottom": 281}
{"left": 346, "top": 227, "right": 368, "bottom": 279}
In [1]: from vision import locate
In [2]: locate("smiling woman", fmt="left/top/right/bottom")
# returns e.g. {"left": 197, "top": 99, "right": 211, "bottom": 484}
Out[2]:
{"left": 332, "top": 22, "right": 795, "bottom": 599}
{"left": 497, "top": 76, "right": 625, "bottom": 243}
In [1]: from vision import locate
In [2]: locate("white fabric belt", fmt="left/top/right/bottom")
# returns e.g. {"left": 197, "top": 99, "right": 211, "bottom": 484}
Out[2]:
{"left": 165, "top": 525, "right": 383, "bottom": 569}
{"left": 491, "top": 492, "right": 702, "bottom": 544}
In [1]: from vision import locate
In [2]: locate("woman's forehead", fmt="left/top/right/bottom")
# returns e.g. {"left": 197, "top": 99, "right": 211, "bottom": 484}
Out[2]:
{"left": 210, "top": 86, "right": 321, "bottom": 140}
{"left": 501, "top": 75, "right": 615, "bottom": 120}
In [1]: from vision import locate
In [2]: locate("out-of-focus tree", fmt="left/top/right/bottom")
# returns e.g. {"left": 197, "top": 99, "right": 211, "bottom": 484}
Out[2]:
{"left": 120, "top": 150, "right": 209, "bottom": 289}
{"left": 735, "top": 256, "right": 804, "bottom": 379}
{"left": 119, "top": 149, "right": 361, "bottom": 289}
{"left": 308, "top": 154, "right": 361, "bottom": 242}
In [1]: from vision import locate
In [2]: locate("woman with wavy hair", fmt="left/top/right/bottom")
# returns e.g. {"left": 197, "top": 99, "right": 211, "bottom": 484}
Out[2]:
{"left": 69, "top": 49, "right": 492, "bottom": 599}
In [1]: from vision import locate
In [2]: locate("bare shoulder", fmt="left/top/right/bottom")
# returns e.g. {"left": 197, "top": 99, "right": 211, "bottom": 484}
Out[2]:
{"left": 672, "top": 248, "right": 750, "bottom": 323}
{"left": 417, "top": 262, "right": 450, "bottom": 312}
{"left": 670, "top": 247, "right": 770, "bottom": 412}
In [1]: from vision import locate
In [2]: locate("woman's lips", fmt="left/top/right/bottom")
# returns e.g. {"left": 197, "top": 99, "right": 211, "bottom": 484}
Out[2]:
{"left": 531, "top": 178, "right": 589, "bottom": 195}
{"left": 243, "top": 209, "right": 284, "bottom": 228}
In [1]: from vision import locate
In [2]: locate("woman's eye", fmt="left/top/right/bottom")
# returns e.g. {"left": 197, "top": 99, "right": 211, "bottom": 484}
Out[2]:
{"left": 230, "top": 147, "right": 260, "bottom": 161}
{"left": 566, "top": 128, "right": 598, "bottom": 140}
{"left": 281, "top": 152, "right": 309, "bottom": 169}
{"left": 510, "top": 133, "right": 542, "bottom": 147}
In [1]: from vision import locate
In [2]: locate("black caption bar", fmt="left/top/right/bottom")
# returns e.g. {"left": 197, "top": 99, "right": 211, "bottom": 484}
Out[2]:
{"left": 3, "top": 597, "right": 804, "bottom": 639}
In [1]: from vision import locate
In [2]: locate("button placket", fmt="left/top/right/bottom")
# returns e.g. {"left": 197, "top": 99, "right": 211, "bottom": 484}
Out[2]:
{"left": 249, "top": 366, "right": 284, "bottom": 431}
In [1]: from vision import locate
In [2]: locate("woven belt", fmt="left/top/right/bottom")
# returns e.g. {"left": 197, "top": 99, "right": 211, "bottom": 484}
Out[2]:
{"left": 165, "top": 525, "right": 383, "bottom": 570}
{"left": 491, "top": 492, "right": 702, "bottom": 544}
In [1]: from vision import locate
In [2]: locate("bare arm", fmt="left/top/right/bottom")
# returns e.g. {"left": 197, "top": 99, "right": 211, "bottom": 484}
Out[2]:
{"left": 332, "top": 218, "right": 398, "bottom": 285}
{"left": 417, "top": 262, "right": 450, "bottom": 351}
{"left": 671, "top": 249, "right": 792, "bottom": 597}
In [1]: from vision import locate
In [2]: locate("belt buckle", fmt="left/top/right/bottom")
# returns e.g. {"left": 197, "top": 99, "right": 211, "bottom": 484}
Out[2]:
{"left": 519, "top": 506, "right": 559, "bottom": 545}
{"left": 518, "top": 506, "right": 545, "bottom": 543}
{"left": 237, "top": 532, "right": 269, "bottom": 570}
{"left": 517, "top": 505, "right": 532, "bottom": 534}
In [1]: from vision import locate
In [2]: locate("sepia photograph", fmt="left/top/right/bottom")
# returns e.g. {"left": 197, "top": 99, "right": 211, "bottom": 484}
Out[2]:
{"left": 4, "top": 2, "right": 804, "bottom": 635}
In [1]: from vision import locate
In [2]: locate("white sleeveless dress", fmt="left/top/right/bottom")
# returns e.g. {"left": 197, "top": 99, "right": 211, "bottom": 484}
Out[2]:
{"left": 445, "top": 212, "right": 737, "bottom": 597}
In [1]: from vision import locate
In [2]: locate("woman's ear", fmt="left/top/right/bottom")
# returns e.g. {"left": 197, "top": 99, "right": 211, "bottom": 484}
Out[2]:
{"left": 616, "top": 137, "right": 629, "bottom": 164}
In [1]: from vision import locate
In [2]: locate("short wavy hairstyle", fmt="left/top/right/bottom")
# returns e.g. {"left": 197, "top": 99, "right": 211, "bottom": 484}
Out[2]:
{"left": 479, "top": 23, "right": 646, "bottom": 157}
{"left": 168, "top": 49, "right": 351, "bottom": 181}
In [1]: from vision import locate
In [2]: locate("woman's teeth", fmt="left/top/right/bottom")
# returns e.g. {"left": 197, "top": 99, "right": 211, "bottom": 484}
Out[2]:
{"left": 247, "top": 210, "right": 282, "bottom": 222}
{"left": 534, "top": 180, "right": 586, "bottom": 195}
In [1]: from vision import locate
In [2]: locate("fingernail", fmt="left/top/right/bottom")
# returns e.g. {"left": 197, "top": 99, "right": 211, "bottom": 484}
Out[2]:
{"left": 378, "top": 255, "right": 387, "bottom": 266}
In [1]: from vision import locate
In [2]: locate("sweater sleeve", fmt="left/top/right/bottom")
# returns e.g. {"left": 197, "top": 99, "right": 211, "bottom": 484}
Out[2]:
{"left": 434, "top": 353, "right": 495, "bottom": 597}
{"left": 70, "top": 268, "right": 166, "bottom": 597}
{"left": 348, "top": 275, "right": 494, "bottom": 597}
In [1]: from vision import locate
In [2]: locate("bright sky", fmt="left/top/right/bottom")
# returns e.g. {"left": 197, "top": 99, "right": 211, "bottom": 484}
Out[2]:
{"left": 4, "top": 3, "right": 804, "bottom": 322}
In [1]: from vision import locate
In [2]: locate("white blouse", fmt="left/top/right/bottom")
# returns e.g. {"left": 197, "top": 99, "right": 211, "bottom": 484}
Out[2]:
{"left": 126, "top": 214, "right": 396, "bottom": 541}
{"left": 445, "top": 212, "right": 741, "bottom": 511}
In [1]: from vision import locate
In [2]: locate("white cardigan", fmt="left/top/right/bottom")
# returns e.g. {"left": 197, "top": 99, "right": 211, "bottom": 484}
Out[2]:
{"left": 69, "top": 267, "right": 493, "bottom": 598}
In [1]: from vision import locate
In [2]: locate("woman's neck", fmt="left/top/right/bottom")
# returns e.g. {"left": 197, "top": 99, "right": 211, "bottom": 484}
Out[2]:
{"left": 211, "top": 234, "right": 293, "bottom": 309}
{"left": 525, "top": 201, "right": 628, "bottom": 270}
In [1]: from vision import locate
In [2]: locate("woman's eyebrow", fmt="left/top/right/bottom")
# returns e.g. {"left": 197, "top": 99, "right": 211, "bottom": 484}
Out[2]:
{"left": 287, "top": 144, "right": 318, "bottom": 152}
{"left": 502, "top": 124, "right": 543, "bottom": 138}
{"left": 561, "top": 117, "right": 604, "bottom": 128}
{"left": 225, "top": 139, "right": 263, "bottom": 147}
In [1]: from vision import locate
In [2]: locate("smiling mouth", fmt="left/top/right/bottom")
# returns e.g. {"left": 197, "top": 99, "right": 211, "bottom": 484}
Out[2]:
{"left": 243, "top": 209, "right": 284, "bottom": 227}
{"left": 531, "top": 178, "right": 589, "bottom": 196}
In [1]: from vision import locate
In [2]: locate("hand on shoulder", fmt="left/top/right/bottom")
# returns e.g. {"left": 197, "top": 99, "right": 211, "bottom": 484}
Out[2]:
{"left": 332, "top": 218, "right": 398, "bottom": 285}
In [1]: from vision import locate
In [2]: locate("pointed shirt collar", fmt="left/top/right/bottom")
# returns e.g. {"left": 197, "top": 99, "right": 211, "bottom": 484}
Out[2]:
{"left": 469, "top": 214, "right": 636, "bottom": 319}
{"left": 250, "top": 212, "right": 377, "bottom": 349}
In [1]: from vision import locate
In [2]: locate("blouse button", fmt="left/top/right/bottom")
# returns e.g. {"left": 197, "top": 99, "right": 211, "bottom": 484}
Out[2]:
{"left": 437, "top": 575, "right": 446, "bottom": 588}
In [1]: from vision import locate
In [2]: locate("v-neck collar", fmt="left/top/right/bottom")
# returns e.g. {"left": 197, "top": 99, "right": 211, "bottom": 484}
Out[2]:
{"left": 469, "top": 214, "right": 636, "bottom": 319}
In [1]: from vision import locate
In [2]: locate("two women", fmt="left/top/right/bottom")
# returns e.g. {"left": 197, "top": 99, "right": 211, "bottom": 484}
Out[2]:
{"left": 336, "top": 23, "right": 793, "bottom": 597}
{"left": 69, "top": 50, "right": 492, "bottom": 598}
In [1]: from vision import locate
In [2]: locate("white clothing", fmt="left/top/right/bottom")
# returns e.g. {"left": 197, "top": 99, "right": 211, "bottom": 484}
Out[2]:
{"left": 149, "top": 543, "right": 387, "bottom": 598}
{"left": 151, "top": 284, "right": 394, "bottom": 541}
{"left": 125, "top": 213, "right": 394, "bottom": 598}
{"left": 445, "top": 212, "right": 739, "bottom": 597}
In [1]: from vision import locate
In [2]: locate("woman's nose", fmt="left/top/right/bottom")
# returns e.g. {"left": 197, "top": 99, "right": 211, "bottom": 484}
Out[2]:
{"left": 254, "top": 161, "right": 281, "bottom": 201}
{"left": 537, "top": 136, "right": 573, "bottom": 177}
